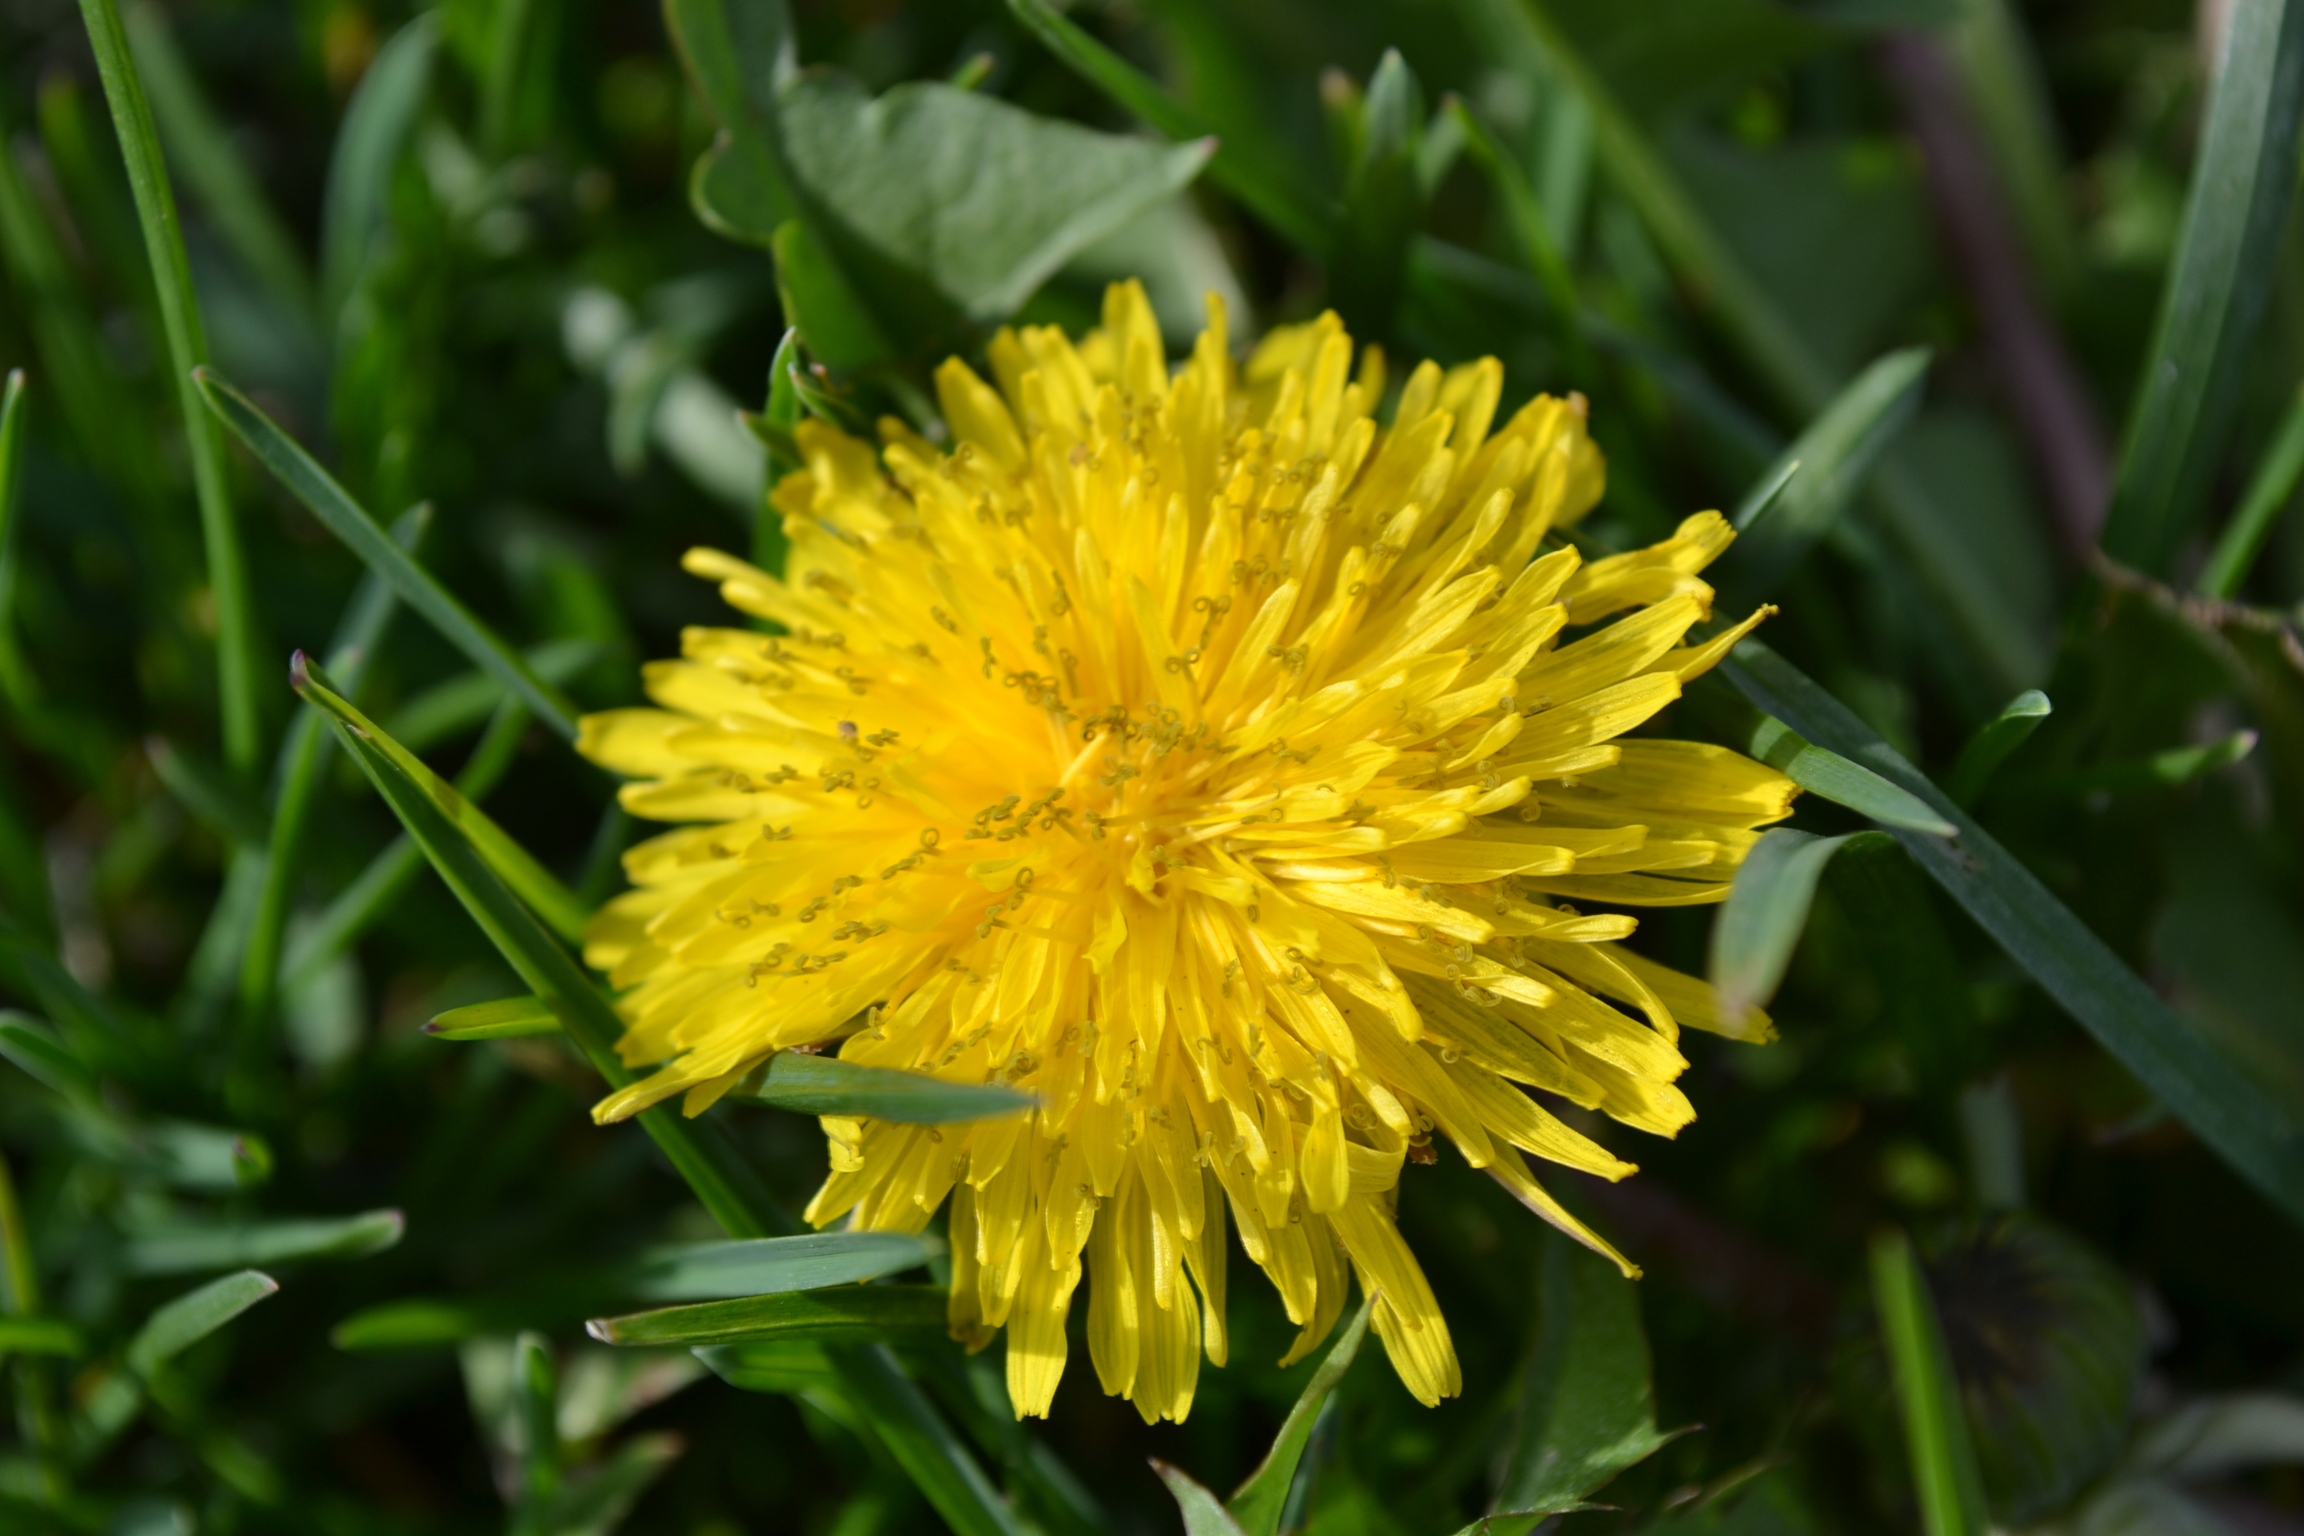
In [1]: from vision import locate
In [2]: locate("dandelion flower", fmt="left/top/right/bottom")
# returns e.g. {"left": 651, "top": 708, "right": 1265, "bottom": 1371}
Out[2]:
{"left": 578, "top": 283, "right": 1794, "bottom": 1423}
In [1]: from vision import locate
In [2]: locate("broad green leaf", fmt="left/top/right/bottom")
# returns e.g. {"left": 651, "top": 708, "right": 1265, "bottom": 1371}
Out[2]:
{"left": 198, "top": 372, "right": 580, "bottom": 741}
{"left": 1748, "top": 716, "right": 1957, "bottom": 836}
{"left": 1156, "top": 1462, "right": 1250, "bottom": 1536}
{"left": 311, "top": 655, "right": 1027, "bottom": 1536}
{"left": 738, "top": 1051, "right": 1035, "bottom": 1124}
{"left": 1490, "top": 1231, "right": 1675, "bottom": 1526}
{"left": 1227, "top": 1296, "right": 1373, "bottom": 1536}
{"left": 1003, "top": 0, "right": 1330, "bottom": 255}
{"left": 0, "top": 1315, "right": 85, "bottom": 1357}
{"left": 293, "top": 659, "right": 586, "bottom": 944}
{"left": 123, "top": 1210, "right": 404, "bottom": 1275}
{"left": 2103, "top": 0, "right": 2304, "bottom": 575}
{"left": 74, "top": 0, "right": 259, "bottom": 771}
{"left": 320, "top": 11, "right": 436, "bottom": 318}
{"left": 1725, "top": 639, "right": 2304, "bottom": 1226}
{"left": 2199, "top": 383, "right": 2304, "bottom": 599}
{"left": 1710, "top": 829, "right": 1891, "bottom": 1023}
{"left": 129, "top": 1269, "right": 279, "bottom": 1378}
{"left": 1872, "top": 1229, "right": 1989, "bottom": 1536}
{"left": 1947, "top": 690, "right": 2053, "bottom": 808}
{"left": 767, "top": 75, "right": 1214, "bottom": 332}
{"left": 124, "top": 1, "right": 314, "bottom": 319}
{"left": 1721, "top": 347, "right": 1931, "bottom": 610}
{"left": 426, "top": 995, "right": 560, "bottom": 1040}
{"left": 586, "top": 1285, "right": 948, "bottom": 1348}
{"left": 633, "top": 1233, "right": 943, "bottom": 1302}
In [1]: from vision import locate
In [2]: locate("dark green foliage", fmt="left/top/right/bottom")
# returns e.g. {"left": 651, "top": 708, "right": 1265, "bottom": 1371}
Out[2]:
{"left": 2, "top": 0, "right": 2303, "bottom": 1533}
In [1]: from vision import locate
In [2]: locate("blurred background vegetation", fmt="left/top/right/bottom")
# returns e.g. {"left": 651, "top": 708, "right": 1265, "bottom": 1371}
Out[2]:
{"left": 2, "top": 0, "right": 2304, "bottom": 1532}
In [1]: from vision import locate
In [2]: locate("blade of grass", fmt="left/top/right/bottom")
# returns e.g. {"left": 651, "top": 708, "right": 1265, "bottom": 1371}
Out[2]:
{"left": 320, "top": 12, "right": 436, "bottom": 321}
{"left": 1158, "top": 1463, "right": 1250, "bottom": 1536}
{"left": 511, "top": 1332, "right": 560, "bottom": 1535}
{"left": 740, "top": 1053, "right": 1035, "bottom": 1124}
{"left": 634, "top": 1233, "right": 943, "bottom": 1301}
{"left": 1747, "top": 718, "right": 1958, "bottom": 836}
{"left": 1719, "top": 348, "right": 1932, "bottom": 611}
{"left": 237, "top": 506, "right": 427, "bottom": 1051}
{"left": 1709, "top": 830, "right": 1892, "bottom": 1027}
{"left": 122, "top": 1210, "right": 404, "bottom": 1275}
{"left": 306, "top": 668, "right": 1025, "bottom": 1536}
{"left": 198, "top": 371, "right": 579, "bottom": 740}
{"left": 1725, "top": 638, "right": 2304, "bottom": 1226}
{"left": 124, "top": 1, "right": 315, "bottom": 320}
{"left": 1003, "top": 0, "right": 1331, "bottom": 256}
{"left": 1467, "top": 0, "right": 2047, "bottom": 693}
{"left": 1871, "top": 1229, "right": 1988, "bottom": 1536}
{"left": 75, "top": 0, "right": 261, "bottom": 774}
{"left": 1447, "top": 99, "right": 1592, "bottom": 375}
{"left": 292, "top": 659, "right": 584, "bottom": 942}
{"left": 588, "top": 1287, "right": 950, "bottom": 1349}
{"left": 1946, "top": 690, "right": 2052, "bottom": 807}
{"left": 2103, "top": 0, "right": 2304, "bottom": 576}
{"left": 78, "top": 1269, "right": 279, "bottom": 1455}
{"left": 426, "top": 995, "right": 560, "bottom": 1040}
{"left": 2199, "top": 382, "right": 2304, "bottom": 598}
{"left": 1227, "top": 1296, "right": 1373, "bottom": 1536}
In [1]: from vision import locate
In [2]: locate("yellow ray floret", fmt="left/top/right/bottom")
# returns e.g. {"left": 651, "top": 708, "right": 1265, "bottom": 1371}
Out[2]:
{"left": 578, "top": 283, "right": 1794, "bottom": 1424}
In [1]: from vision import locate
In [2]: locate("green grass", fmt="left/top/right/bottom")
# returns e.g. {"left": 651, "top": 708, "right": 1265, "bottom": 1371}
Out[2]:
{"left": 2, "top": 1, "right": 2303, "bottom": 1532}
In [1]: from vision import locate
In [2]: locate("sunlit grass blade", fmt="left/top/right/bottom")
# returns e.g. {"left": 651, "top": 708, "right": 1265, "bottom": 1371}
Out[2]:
{"left": 1747, "top": 717, "right": 1957, "bottom": 836}
{"left": 1947, "top": 690, "right": 2053, "bottom": 808}
{"left": 1227, "top": 1296, "right": 1373, "bottom": 1536}
{"left": 293, "top": 657, "right": 586, "bottom": 944}
{"left": 124, "top": 1, "right": 314, "bottom": 319}
{"left": 426, "top": 995, "right": 559, "bottom": 1039}
{"left": 1721, "top": 348, "right": 1932, "bottom": 610}
{"left": 737, "top": 1052, "right": 1036, "bottom": 1124}
{"left": 0, "top": 1315, "right": 85, "bottom": 1358}
{"left": 2103, "top": 0, "right": 2304, "bottom": 575}
{"left": 2199, "top": 381, "right": 2304, "bottom": 598}
{"left": 199, "top": 371, "right": 579, "bottom": 740}
{"left": 1004, "top": 0, "right": 1330, "bottom": 255}
{"left": 1726, "top": 638, "right": 2304, "bottom": 1226}
{"left": 586, "top": 1285, "right": 949, "bottom": 1348}
{"left": 1710, "top": 830, "right": 1891, "bottom": 1025}
{"left": 309, "top": 668, "right": 1028, "bottom": 1536}
{"left": 1871, "top": 1228, "right": 1989, "bottom": 1536}
{"left": 320, "top": 12, "right": 436, "bottom": 320}
{"left": 632, "top": 1233, "right": 943, "bottom": 1302}
{"left": 75, "top": 0, "right": 261, "bottom": 774}
{"left": 122, "top": 1210, "right": 404, "bottom": 1275}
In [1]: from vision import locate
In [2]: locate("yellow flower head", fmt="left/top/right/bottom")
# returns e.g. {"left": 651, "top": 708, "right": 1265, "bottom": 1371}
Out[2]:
{"left": 578, "top": 283, "right": 1793, "bottom": 1423}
